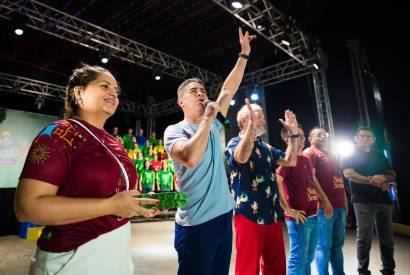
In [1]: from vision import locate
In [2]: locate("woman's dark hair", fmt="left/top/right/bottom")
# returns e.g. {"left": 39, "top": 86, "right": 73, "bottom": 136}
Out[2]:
{"left": 63, "top": 64, "right": 112, "bottom": 119}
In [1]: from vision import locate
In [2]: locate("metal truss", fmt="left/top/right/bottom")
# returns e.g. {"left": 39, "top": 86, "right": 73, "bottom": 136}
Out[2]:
{"left": 312, "top": 68, "right": 334, "bottom": 139}
{"left": 241, "top": 58, "right": 311, "bottom": 88}
{"left": 347, "top": 40, "right": 370, "bottom": 127}
{"left": 212, "top": 0, "right": 316, "bottom": 66}
{"left": 0, "top": 72, "right": 146, "bottom": 115}
{"left": 0, "top": 0, "right": 223, "bottom": 85}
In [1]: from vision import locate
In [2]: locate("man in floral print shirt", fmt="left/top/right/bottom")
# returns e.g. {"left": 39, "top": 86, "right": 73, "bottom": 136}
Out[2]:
{"left": 225, "top": 99, "right": 299, "bottom": 275}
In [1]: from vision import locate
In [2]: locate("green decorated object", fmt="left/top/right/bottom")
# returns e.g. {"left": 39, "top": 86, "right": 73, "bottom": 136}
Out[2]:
{"left": 135, "top": 191, "right": 189, "bottom": 209}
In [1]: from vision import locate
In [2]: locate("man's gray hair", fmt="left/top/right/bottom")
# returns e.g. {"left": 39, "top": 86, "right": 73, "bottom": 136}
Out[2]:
{"left": 177, "top": 78, "right": 205, "bottom": 98}
{"left": 236, "top": 103, "right": 262, "bottom": 129}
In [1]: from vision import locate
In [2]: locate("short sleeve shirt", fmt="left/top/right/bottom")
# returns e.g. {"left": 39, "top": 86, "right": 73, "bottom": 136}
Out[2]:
{"left": 164, "top": 120, "right": 234, "bottom": 226}
{"left": 342, "top": 149, "right": 392, "bottom": 204}
{"left": 277, "top": 155, "right": 318, "bottom": 220}
{"left": 225, "top": 136, "right": 284, "bottom": 224}
{"left": 20, "top": 118, "right": 136, "bottom": 252}
{"left": 303, "top": 145, "right": 346, "bottom": 209}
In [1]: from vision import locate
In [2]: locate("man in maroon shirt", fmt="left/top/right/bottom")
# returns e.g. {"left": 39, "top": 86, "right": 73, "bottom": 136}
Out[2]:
{"left": 304, "top": 127, "right": 348, "bottom": 275}
{"left": 277, "top": 125, "right": 333, "bottom": 275}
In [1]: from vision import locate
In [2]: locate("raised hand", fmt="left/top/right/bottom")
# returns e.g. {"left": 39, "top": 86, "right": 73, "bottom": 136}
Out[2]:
{"left": 239, "top": 27, "right": 257, "bottom": 55}
{"left": 245, "top": 98, "right": 255, "bottom": 128}
{"left": 278, "top": 110, "right": 298, "bottom": 135}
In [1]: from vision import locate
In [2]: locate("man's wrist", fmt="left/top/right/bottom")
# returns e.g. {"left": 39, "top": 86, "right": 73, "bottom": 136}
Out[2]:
{"left": 238, "top": 52, "right": 249, "bottom": 60}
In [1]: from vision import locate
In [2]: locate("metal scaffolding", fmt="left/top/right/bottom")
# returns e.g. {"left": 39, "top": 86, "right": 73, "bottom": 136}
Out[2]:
{"left": 211, "top": 0, "right": 316, "bottom": 66}
{"left": 1, "top": 0, "right": 334, "bottom": 134}
{"left": 0, "top": 72, "right": 147, "bottom": 115}
{"left": 347, "top": 40, "right": 371, "bottom": 127}
{"left": 0, "top": 0, "right": 223, "bottom": 86}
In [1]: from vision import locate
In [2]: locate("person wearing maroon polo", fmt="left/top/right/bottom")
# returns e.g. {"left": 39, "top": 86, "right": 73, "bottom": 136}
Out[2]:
{"left": 15, "top": 64, "right": 159, "bottom": 274}
{"left": 277, "top": 126, "right": 333, "bottom": 275}
{"left": 304, "top": 127, "right": 348, "bottom": 275}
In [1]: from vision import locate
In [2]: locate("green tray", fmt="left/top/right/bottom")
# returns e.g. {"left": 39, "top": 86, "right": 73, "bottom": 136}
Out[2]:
{"left": 135, "top": 192, "right": 189, "bottom": 209}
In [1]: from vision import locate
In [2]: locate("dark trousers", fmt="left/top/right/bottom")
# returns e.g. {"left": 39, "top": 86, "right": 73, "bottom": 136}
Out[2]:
{"left": 174, "top": 211, "right": 233, "bottom": 275}
{"left": 354, "top": 203, "right": 395, "bottom": 275}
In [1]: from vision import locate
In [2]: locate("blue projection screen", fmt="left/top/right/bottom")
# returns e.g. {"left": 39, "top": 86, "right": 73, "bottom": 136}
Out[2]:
{"left": 0, "top": 108, "right": 58, "bottom": 188}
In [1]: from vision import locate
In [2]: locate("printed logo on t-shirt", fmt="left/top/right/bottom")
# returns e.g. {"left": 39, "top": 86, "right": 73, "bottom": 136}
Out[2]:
{"left": 307, "top": 187, "right": 318, "bottom": 201}
{"left": 333, "top": 175, "right": 345, "bottom": 189}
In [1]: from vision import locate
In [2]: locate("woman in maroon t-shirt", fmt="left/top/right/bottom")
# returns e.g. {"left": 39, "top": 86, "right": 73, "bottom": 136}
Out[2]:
{"left": 15, "top": 65, "right": 160, "bottom": 274}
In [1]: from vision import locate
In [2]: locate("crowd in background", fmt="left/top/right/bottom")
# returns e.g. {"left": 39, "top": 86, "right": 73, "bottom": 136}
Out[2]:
{"left": 111, "top": 127, "right": 175, "bottom": 193}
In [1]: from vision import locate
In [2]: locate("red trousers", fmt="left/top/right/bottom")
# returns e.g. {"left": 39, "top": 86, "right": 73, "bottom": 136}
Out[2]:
{"left": 234, "top": 214, "right": 286, "bottom": 275}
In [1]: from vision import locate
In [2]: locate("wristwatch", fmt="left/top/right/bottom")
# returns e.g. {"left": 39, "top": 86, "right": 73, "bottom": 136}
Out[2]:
{"left": 238, "top": 53, "right": 249, "bottom": 60}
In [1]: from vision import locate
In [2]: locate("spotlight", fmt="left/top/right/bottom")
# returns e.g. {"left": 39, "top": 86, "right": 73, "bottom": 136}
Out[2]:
{"left": 250, "top": 93, "right": 258, "bottom": 101}
{"left": 99, "top": 48, "right": 111, "bottom": 64}
{"left": 10, "top": 12, "right": 28, "bottom": 36}
{"left": 281, "top": 39, "right": 290, "bottom": 46}
{"left": 35, "top": 96, "right": 45, "bottom": 110}
{"left": 231, "top": 0, "right": 243, "bottom": 9}
{"left": 153, "top": 68, "right": 162, "bottom": 81}
{"left": 335, "top": 140, "right": 355, "bottom": 158}
{"left": 14, "top": 28, "right": 24, "bottom": 36}
{"left": 230, "top": 99, "right": 236, "bottom": 106}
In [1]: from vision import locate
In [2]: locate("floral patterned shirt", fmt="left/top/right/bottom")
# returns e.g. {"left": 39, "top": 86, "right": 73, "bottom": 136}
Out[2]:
{"left": 225, "top": 136, "right": 285, "bottom": 224}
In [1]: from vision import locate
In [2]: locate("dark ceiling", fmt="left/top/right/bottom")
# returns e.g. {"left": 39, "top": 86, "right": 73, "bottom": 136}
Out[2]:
{"left": 0, "top": 0, "right": 325, "bottom": 106}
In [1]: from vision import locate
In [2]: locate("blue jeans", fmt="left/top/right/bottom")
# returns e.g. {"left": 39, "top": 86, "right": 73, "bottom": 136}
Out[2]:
{"left": 286, "top": 215, "right": 319, "bottom": 275}
{"left": 315, "top": 208, "right": 346, "bottom": 275}
{"left": 174, "top": 211, "right": 232, "bottom": 275}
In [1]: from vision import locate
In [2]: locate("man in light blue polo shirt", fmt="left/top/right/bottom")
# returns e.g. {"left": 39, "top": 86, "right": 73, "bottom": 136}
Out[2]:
{"left": 164, "top": 27, "right": 256, "bottom": 275}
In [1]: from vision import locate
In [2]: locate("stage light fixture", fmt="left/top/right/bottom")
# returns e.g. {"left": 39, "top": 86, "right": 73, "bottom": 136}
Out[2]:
{"left": 250, "top": 93, "right": 259, "bottom": 101}
{"left": 153, "top": 69, "right": 162, "bottom": 81}
{"left": 35, "top": 96, "right": 45, "bottom": 110}
{"left": 11, "top": 12, "right": 28, "bottom": 36}
{"left": 335, "top": 140, "right": 355, "bottom": 158}
{"left": 231, "top": 1, "right": 243, "bottom": 9}
{"left": 99, "top": 48, "right": 111, "bottom": 64}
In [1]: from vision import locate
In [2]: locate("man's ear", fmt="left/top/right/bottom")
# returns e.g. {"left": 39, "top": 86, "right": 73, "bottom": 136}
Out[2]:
{"left": 177, "top": 98, "right": 184, "bottom": 108}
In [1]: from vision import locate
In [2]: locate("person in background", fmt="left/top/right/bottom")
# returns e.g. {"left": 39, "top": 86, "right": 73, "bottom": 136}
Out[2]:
{"left": 277, "top": 125, "right": 333, "bottom": 275}
{"left": 342, "top": 127, "right": 397, "bottom": 275}
{"left": 154, "top": 139, "right": 165, "bottom": 156}
{"left": 156, "top": 161, "right": 175, "bottom": 192}
{"left": 111, "top": 126, "right": 119, "bottom": 137}
{"left": 303, "top": 127, "right": 348, "bottom": 275}
{"left": 14, "top": 64, "right": 159, "bottom": 275}
{"left": 150, "top": 153, "right": 163, "bottom": 173}
{"left": 139, "top": 159, "right": 156, "bottom": 194}
{"left": 136, "top": 128, "right": 147, "bottom": 147}
{"left": 122, "top": 128, "right": 134, "bottom": 151}
{"left": 149, "top": 131, "right": 158, "bottom": 146}
{"left": 128, "top": 142, "right": 141, "bottom": 161}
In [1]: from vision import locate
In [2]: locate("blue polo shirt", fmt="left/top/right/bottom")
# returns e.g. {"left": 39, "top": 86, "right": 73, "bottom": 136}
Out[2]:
{"left": 225, "top": 136, "right": 284, "bottom": 224}
{"left": 164, "top": 120, "right": 234, "bottom": 226}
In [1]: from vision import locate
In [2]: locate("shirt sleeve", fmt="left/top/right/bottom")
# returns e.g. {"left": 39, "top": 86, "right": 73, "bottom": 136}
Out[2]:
{"left": 19, "top": 122, "right": 70, "bottom": 187}
{"left": 164, "top": 124, "right": 189, "bottom": 157}
{"left": 270, "top": 146, "right": 285, "bottom": 164}
{"left": 302, "top": 148, "right": 318, "bottom": 170}
{"left": 276, "top": 165, "right": 289, "bottom": 179}
{"left": 341, "top": 155, "right": 355, "bottom": 171}
{"left": 224, "top": 137, "right": 240, "bottom": 167}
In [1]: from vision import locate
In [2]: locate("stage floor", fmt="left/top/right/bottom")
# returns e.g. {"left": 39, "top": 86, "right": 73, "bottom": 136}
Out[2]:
{"left": 1, "top": 221, "right": 409, "bottom": 274}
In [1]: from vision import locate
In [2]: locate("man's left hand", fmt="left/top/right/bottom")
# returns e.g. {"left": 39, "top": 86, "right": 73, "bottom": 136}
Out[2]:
{"left": 278, "top": 110, "right": 299, "bottom": 134}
